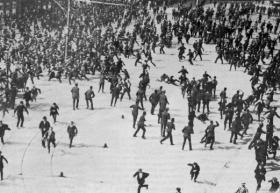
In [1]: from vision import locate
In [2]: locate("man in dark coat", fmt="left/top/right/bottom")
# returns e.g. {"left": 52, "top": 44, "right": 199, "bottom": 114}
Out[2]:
{"left": 178, "top": 44, "right": 186, "bottom": 61}
{"left": 44, "top": 127, "right": 56, "bottom": 153}
{"left": 136, "top": 88, "right": 145, "bottom": 110}
{"left": 111, "top": 84, "right": 122, "bottom": 107}
{"left": 67, "top": 121, "right": 78, "bottom": 148}
{"left": 202, "top": 91, "right": 211, "bottom": 114}
{"left": 71, "top": 83, "right": 80, "bottom": 110}
{"left": 23, "top": 87, "right": 32, "bottom": 108}
{"left": 120, "top": 79, "right": 131, "bottom": 101}
{"left": 39, "top": 116, "right": 50, "bottom": 147}
{"left": 50, "top": 103, "right": 59, "bottom": 123}
{"left": 14, "top": 101, "right": 29, "bottom": 127}
{"left": 241, "top": 109, "right": 253, "bottom": 135}
{"left": 31, "top": 86, "right": 41, "bottom": 102}
{"left": 133, "top": 169, "right": 149, "bottom": 193}
{"left": 188, "top": 109, "right": 196, "bottom": 128}
{"left": 266, "top": 120, "right": 274, "bottom": 148}
{"left": 188, "top": 162, "right": 200, "bottom": 182}
{"left": 248, "top": 122, "right": 266, "bottom": 149}
{"left": 160, "top": 118, "right": 175, "bottom": 145}
{"left": 255, "top": 163, "right": 266, "bottom": 191}
{"left": 214, "top": 48, "right": 223, "bottom": 64}
{"left": 224, "top": 105, "right": 234, "bottom": 130}
{"left": 254, "top": 139, "right": 267, "bottom": 165}
{"left": 187, "top": 49, "right": 194, "bottom": 65}
{"left": 149, "top": 90, "right": 158, "bottom": 115}
{"left": 204, "top": 121, "right": 219, "bottom": 150}
{"left": 0, "top": 151, "right": 8, "bottom": 180}
{"left": 178, "top": 66, "right": 188, "bottom": 76}
{"left": 85, "top": 86, "right": 95, "bottom": 110}
{"left": 182, "top": 122, "right": 193, "bottom": 150}
{"left": 159, "top": 90, "right": 169, "bottom": 111}
{"left": 39, "top": 116, "right": 50, "bottom": 137}
{"left": 133, "top": 112, "right": 147, "bottom": 139}
{"left": 0, "top": 121, "right": 11, "bottom": 144}
{"left": 130, "top": 101, "right": 143, "bottom": 129}
{"left": 230, "top": 119, "right": 243, "bottom": 144}
{"left": 268, "top": 136, "right": 279, "bottom": 159}
{"left": 9, "top": 84, "right": 17, "bottom": 109}
{"left": 161, "top": 108, "right": 170, "bottom": 137}
{"left": 220, "top": 87, "right": 227, "bottom": 103}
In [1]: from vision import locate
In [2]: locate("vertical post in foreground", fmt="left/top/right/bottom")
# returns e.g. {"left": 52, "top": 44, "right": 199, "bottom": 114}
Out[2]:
{"left": 64, "top": 0, "right": 70, "bottom": 64}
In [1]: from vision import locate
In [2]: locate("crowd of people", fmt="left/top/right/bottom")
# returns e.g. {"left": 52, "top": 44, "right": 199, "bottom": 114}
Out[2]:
{"left": 0, "top": 0, "right": 280, "bottom": 192}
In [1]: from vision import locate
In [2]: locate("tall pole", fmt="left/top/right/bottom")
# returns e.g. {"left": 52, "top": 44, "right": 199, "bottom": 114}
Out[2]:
{"left": 64, "top": 0, "right": 70, "bottom": 64}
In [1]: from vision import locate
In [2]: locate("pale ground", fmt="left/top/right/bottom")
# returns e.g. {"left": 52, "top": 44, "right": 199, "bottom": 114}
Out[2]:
{"left": 0, "top": 3, "right": 280, "bottom": 193}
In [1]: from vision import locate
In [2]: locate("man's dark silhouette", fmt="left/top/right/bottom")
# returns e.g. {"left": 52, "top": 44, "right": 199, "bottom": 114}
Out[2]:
{"left": 133, "top": 169, "right": 149, "bottom": 193}
{"left": 0, "top": 151, "right": 8, "bottom": 180}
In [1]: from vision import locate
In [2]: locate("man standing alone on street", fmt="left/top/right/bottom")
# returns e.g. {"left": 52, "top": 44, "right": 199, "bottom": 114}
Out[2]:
{"left": 71, "top": 83, "right": 80, "bottom": 110}
{"left": 85, "top": 86, "right": 95, "bottom": 110}
{"left": 67, "top": 121, "right": 78, "bottom": 148}
{"left": 182, "top": 122, "right": 193, "bottom": 150}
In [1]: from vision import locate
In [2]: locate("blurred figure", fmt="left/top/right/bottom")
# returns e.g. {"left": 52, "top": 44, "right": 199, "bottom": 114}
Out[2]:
{"left": 235, "top": 183, "right": 249, "bottom": 193}
{"left": 269, "top": 177, "right": 279, "bottom": 192}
